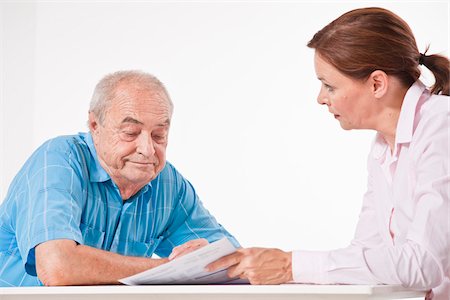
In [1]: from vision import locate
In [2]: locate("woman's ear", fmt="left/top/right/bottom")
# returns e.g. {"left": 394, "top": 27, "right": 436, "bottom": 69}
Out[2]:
{"left": 369, "top": 70, "right": 389, "bottom": 99}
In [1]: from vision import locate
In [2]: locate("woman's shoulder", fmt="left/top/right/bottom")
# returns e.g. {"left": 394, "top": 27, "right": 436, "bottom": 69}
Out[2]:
{"left": 411, "top": 93, "right": 449, "bottom": 148}
{"left": 422, "top": 93, "right": 449, "bottom": 117}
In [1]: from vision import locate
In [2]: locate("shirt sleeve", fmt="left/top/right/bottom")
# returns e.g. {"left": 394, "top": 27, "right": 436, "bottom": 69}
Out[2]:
{"left": 155, "top": 167, "right": 240, "bottom": 258}
{"left": 292, "top": 111, "right": 448, "bottom": 290}
{"left": 15, "top": 142, "right": 85, "bottom": 276}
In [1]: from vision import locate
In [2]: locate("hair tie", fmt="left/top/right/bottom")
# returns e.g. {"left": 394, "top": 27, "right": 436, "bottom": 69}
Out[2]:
{"left": 418, "top": 53, "right": 426, "bottom": 65}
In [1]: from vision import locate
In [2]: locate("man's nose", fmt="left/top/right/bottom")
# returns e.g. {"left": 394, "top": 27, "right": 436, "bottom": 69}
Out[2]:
{"left": 136, "top": 133, "right": 155, "bottom": 157}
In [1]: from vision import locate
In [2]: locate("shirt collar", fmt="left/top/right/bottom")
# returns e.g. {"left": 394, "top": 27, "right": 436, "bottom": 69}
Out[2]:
{"left": 80, "top": 132, "right": 111, "bottom": 183}
{"left": 395, "top": 80, "right": 427, "bottom": 144}
{"left": 372, "top": 133, "right": 388, "bottom": 160}
{"left": 371, "top": 80, "right": 427, "bottom": 160}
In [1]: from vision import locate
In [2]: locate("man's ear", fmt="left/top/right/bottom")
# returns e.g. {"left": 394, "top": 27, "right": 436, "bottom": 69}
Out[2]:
{"left": 369, "top": 70, "right": 389, "bottom": 99}
{"left": 88, "top": 112, "right": 99, "bottom": 133}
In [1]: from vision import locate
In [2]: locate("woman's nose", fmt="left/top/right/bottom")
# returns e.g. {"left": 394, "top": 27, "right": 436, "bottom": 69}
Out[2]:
{"left": 317, "top": 89, "right": 330, "bottom": 106}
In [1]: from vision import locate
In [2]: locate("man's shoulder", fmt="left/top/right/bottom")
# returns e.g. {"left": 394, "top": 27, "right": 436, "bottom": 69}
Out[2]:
{"left": 38, "top": 133, "right": 88, "bottom": 153}
{"left": 6, "top": 134, "right": 92, "bottom": 198}
{"left": 28, "top": 133, "right": 92, "bottom": 168}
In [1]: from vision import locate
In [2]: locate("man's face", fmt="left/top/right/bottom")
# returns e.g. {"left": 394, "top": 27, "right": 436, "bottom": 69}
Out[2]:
{"left": 90, "top": 84, "right": 171, "bottom": 188}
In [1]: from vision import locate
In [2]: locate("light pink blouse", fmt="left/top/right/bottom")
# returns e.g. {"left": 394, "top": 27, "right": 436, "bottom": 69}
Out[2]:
{"left": 293, "top": 81, "right": 449, "bottom": 300}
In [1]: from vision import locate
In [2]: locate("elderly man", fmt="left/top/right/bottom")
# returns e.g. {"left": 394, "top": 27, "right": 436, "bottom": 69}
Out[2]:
{"left": 0, "top": 70, "right": 238, "bottom": 286}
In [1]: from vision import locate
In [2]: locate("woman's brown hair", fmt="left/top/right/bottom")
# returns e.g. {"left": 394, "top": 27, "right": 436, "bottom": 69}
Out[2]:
{"left": 307, "top": 7, "right": 449, "bottom": 95}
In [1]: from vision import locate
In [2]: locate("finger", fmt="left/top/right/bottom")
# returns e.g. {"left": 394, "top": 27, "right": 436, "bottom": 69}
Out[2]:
{"left": 226, "top": 265, "right": 243, "bottom": 279}
{"left": 169, "top": 246, "right": 187, "bottom": 260}
{"left": 184, "top": 238, "right": 208, "bottom": 248}
{"left": 195, "top": 238, "right": 209, "bottom": 246}
{"left": 206, "top": 253, "right": 241, "bottom": 272}
{"left": 169, "top": 239, "right": 209, "bottom": 260}
{"left": 168, "top": 249, "right": 183, "bottom": 260}
{"left": 169, "top": 238, "right": 207, "bottom": 260}
{"left": 170, "top": 244, "right": 205, "bottom": 260}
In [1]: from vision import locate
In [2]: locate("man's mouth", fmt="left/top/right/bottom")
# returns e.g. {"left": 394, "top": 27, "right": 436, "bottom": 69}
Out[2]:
{"left": 128, "top": 161, "right": 155, "bottom": 166}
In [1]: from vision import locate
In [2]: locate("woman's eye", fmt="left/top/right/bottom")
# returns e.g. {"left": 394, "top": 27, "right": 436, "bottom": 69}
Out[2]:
{"left": 324, "top": 84, "right": 334, "bottom": 92}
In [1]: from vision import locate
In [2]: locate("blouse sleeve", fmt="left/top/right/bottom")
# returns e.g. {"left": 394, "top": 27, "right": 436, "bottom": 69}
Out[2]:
{"left": 292, "top": 110, "right": 448, "bottom": 290}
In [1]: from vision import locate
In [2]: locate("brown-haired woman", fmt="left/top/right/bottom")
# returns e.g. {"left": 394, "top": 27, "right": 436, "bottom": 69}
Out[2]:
{"left": 306, "top": 7, "right": 449, "bottom": 300}
{"left": 205, "top": 7, "right": 449, "bottom": 300}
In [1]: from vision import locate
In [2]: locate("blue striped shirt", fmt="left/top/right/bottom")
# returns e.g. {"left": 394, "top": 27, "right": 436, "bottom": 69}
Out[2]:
{"left": 0, "top": 132, "right": 238, "bottom": 286}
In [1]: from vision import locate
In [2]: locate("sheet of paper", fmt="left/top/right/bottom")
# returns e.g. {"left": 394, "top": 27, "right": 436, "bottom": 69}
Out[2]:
{"left": 119, "top": 237, "right": 247, "bottom": 285}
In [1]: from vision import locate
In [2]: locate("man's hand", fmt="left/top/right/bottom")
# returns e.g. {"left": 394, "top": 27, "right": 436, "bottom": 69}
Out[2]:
{"left": 168, "top": 238, "right": 209, "bottom": 260}
{"left": 206, "top": 248, "right": 293, "bottom": 285}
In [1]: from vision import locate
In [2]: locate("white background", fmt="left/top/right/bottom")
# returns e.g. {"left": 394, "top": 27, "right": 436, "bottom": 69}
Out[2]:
{"left": 0, "top": 0, "right": 448, "bottom": 257}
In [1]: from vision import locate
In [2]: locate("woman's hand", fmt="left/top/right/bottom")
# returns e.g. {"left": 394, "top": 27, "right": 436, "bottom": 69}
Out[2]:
{"left": 206, "top": 247, "right": 293, "bottom": 284}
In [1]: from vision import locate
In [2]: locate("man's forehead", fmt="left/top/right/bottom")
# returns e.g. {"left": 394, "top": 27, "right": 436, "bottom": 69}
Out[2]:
{"left": 105, "top": 84, "right": 173, "bottom": 126}
{"left": 112, "top": 86, "right": 172, "bottom": 111}
{"left": 114, "top": 82, "right": 168, "bottom": 102}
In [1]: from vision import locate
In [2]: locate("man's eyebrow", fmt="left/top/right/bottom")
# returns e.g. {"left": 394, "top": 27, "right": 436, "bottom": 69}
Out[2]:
{"left": 121, "top": 117, "right": 171, "bottom": 127}
{"left": 121, "top": 117, "right": 143, "bottom": 125}
{"left": 157, "top": 119, "right": 171, "bottom": 127}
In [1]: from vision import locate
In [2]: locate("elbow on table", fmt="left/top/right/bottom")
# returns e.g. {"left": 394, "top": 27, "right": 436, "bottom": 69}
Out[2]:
{"left": 398, "top": 273, "right": 443, "bottom": 291}
{"left": 36, "top": 261, "right": 73, "bottom": 286}
{"left": 35, "top": 240, "right": 78, "bottom": 286}
{"left": 396, "top": 249, "right": 445, "bottom": 290}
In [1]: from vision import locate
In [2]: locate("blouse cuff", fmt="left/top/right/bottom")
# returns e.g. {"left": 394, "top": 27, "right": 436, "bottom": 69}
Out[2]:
{"left": 292, "top": 250, "right": 330, "bottom": 284}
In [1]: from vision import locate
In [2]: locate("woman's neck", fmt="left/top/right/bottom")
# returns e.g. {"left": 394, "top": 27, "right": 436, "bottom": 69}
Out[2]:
{"left": 374, "top": 82, "right": 409, "bottom": 152}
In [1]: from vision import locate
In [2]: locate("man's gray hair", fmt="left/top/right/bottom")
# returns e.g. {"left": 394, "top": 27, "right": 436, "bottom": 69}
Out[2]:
{"left": 89, "top": 70, "right": 173, "bottom": 124}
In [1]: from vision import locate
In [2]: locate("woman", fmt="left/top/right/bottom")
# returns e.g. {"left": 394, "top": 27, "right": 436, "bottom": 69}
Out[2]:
{"left": 198, "top": 7, "right": 449, "bottom": 300}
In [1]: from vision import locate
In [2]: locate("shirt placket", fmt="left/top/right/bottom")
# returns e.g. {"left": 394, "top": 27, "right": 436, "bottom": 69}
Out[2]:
{"left": 383, "top": 146, "right": 401, "bottom": 243}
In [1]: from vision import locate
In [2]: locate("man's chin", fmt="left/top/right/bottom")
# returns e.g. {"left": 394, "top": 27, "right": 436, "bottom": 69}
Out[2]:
{"left": 126, "top": 175, "right": 155, "bottom": 185}
{"left": 120, "top": 168, "right": 153, "bottom": 181}
{"left": 123, "top": 163, "right": 164, "bottom": 182}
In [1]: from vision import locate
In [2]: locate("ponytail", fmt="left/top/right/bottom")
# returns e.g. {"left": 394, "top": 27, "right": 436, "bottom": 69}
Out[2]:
{"left": 420, "top": 47, "right": 450, "bottom": 95}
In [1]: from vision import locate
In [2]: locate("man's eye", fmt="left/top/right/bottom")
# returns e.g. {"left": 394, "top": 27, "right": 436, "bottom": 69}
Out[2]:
{"left": 125, "top": 132, "right": 138, "bottom": 136}
{"left": 121, "top": 131, "right": 139, "bottom": 140}
{"left": 153, "top": 135, "right": 167, "bottom": 142}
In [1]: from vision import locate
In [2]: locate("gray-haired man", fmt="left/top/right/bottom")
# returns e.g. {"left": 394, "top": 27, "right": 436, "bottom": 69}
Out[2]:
{"left": 0, "top": 70, "right": 238, "bottom": 286}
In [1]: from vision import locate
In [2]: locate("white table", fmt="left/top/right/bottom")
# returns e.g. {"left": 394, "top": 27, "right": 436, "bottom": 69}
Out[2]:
{"left": 0, "top": 284, "right": 426, "bottom": 300}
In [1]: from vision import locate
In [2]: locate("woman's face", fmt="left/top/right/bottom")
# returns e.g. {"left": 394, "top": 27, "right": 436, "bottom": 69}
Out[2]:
{"left": 314, "top": 52, "right": 377, "bottom": 130}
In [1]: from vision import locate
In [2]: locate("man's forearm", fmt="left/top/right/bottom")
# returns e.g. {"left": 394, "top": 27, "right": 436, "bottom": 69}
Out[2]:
{"left": 36, "top": 239, "right": 167, "bottom": 286}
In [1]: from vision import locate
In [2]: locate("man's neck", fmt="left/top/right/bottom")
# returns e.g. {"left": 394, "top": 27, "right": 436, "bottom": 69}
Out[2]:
{"left": 96, "top": 157, "right": 146, "bottom": 201}
{"left": 115, "top": 182, "right": 144, "bottom": 201}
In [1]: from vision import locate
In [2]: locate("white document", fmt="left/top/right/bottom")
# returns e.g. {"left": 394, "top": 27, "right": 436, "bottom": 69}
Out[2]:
{"left": 119, "top": 237, "right": 247, "bottom": 285}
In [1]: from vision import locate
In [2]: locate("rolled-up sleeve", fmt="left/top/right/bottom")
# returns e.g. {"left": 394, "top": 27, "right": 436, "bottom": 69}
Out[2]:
{"left": 15, "top": 144, "right": 85, "bottom": 276}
